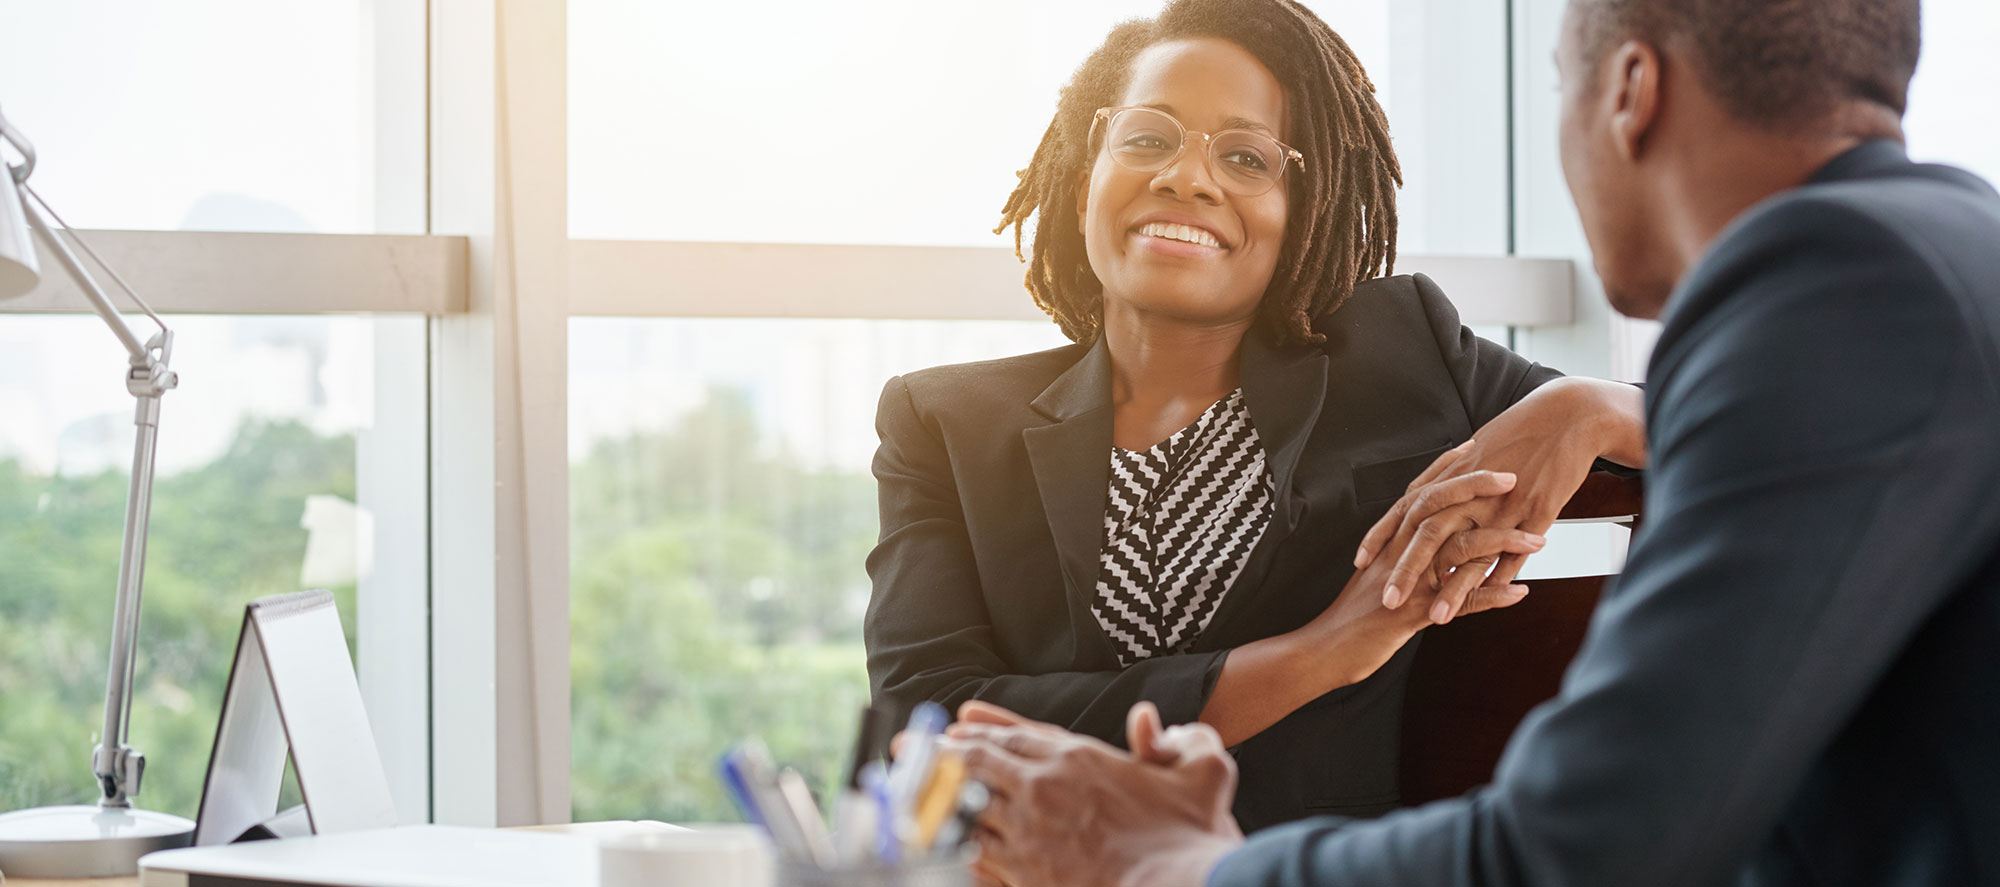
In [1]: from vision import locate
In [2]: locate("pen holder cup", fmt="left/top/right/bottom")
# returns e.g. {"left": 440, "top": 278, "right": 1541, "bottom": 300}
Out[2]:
{"left": 775, "top": 850, "right": 976, "bottom": 887}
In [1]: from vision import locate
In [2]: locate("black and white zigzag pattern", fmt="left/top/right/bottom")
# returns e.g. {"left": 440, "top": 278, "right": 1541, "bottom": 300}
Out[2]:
{"left": 1092, "top": 390, "right": 1274, "bottom": 666}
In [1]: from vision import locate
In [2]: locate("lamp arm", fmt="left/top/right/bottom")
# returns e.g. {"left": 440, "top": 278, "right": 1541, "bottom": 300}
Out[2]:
{"left": 19, "top": 195, "right": 153, "bottom": 361}
{"left": 16, "top": 188, "right": 178, "bottom": 807}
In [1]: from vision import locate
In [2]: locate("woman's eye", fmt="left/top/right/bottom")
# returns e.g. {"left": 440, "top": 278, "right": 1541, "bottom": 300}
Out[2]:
{"left": 1221, "top": 150, "right": 1270, "bottom": 171}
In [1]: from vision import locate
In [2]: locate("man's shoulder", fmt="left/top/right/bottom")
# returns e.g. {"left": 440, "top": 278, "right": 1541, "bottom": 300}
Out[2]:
{"left": 1657, "top": 170, "right": 2000, "bottom": 381}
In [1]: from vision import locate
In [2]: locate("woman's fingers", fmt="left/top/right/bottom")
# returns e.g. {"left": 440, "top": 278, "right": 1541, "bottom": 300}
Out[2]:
{"left": 1486, "top": 552, "right": 1530, "bottom": 591}
{"left": 1355, "top": 441, "right": 1476, "bottom": 568}
{"left": 1424, "top": 528, "right": 1546, "bottom": 623}
{"left": 1379, "top": 473, "right": 1523, "bottom": 608}
{"left": 1456, "top": 583, "right": 1531, "bottom": 616}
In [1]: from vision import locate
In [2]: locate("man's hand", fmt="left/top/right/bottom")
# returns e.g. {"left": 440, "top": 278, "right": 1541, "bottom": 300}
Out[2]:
{"left": 1356, "top": 378, "right": 1646, "bottom": 624}
{"left": 948, "top": 702, "right": 1244, "bottom": 887}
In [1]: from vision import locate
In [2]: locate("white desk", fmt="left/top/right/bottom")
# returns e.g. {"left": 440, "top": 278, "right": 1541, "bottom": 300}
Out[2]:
{"left": 8, "top": 821, "right": 681, "bottom": 887}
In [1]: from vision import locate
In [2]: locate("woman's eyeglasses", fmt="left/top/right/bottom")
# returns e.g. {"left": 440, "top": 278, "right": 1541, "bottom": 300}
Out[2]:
{"left": 1091, "top": 106, "right": 1305, "bottom": 197}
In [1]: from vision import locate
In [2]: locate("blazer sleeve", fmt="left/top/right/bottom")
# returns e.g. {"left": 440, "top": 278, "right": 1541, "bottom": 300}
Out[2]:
{"left": 1208, "top": 198, "right": 1993, "bottom": 886}
{"left": 1412, "top": 272, "right": 1562, "bottom": 429}
{"left": 1414, "top": 272, "right": 1642, "bottom": 474}
{"left": 865, "top": 375, "right": 1229, "bottom": 744}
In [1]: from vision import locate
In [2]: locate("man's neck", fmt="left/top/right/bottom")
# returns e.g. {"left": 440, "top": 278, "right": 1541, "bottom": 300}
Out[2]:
{"left": 1663, "top": 106, "right": 1905, "bottom": 276}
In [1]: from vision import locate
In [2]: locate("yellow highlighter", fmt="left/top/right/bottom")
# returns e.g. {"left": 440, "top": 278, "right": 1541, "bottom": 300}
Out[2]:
{"left": 911, "top": 751, "right": 968, "bottom": 852}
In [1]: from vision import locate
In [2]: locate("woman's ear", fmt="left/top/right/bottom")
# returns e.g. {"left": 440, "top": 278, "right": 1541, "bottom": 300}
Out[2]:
{"left": 1075, "top": 169, "right": 1092, "bottom": 235}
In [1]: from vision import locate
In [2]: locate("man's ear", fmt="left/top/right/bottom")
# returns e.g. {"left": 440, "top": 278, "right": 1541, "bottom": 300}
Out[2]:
{"left": 1075, "top": 169, "right": 1092, "bottom": 235}
{"left": 1607, "top": 40, "right": 1661, "bottom": 162}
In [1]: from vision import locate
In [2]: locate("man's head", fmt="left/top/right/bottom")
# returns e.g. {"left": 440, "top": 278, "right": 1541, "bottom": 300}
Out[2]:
{"left": 1557, "top": 0, "right": 1921, "bottom": 318}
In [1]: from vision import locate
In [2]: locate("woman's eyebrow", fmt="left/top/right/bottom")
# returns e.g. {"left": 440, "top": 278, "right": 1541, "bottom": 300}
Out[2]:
{"left": 1137, "top": 102, "right": 1274, "bottom": 134}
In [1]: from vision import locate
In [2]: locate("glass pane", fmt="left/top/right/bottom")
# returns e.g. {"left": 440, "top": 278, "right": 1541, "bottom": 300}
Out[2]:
{"left": 569, "top": 0, "right": 1393, "bottom": 246}
{"left": 569, "top": 317, "right": 1070, "bottom": 822}
{"left": 0, "top": 314, "right": 426, "bottom": 818}
{"left": 0, "top": 1, "right": 426, "bottom": 234}
{"left": 1905, "top": 0, "right": 2000, "bottom": 184}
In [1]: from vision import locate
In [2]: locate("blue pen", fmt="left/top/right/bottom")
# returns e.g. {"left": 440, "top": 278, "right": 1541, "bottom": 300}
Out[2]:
{"left": 860, "top": 760, "right": 900, "bottom": 866}
{"left": 718, "top": 749, "right": 767, "bottom": 829}
{"left": 886, "top": 702, "right": 949, "bottom": 818}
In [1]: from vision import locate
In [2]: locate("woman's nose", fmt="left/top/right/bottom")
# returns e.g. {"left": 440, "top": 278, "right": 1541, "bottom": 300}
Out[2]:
{"left": 1150, "top": 135, "right": 1222, "bottom": 204}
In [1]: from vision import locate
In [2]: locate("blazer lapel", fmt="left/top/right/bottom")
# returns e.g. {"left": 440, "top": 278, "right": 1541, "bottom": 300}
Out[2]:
{"left": 1021, "top": 337, "right": 1120, "bottom": 669}
{"left": 1201, "top": 332, "right": 1329, "bottom": 641}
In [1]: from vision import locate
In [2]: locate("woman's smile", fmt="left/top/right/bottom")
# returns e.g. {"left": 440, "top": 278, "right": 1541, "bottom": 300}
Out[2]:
{"left": 1131, "top": 214, "right": 1229, "bottom": 257}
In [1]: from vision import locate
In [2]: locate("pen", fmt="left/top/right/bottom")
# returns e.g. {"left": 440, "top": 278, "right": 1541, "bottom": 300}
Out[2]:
{"left": 860, "top": 760, "right": 900, "bottom": 867}
{"left": 912, "top": 752, "right": 967, "bottom": 852}
{"left": 717, "top": 749, "right": 766, "bottom": 829}
{"left": 886, "top": 702, "right": 949, "bottom": 819}
{"left": 777, "top": 766, "right": 835, "bottom": 867}
{"left": 728, "top": 741, "right": 813, "bottom": 861}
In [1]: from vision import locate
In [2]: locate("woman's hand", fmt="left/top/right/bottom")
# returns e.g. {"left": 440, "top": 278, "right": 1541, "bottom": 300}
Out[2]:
{"left": 1354, "top": 377, "right": 1646, "bottom": 625}
{"left": 1300, "top": 496, "right": 1544, "bottom": 685}
{"left": 1196, "top": 492, "right": 1543, "bottom": 747}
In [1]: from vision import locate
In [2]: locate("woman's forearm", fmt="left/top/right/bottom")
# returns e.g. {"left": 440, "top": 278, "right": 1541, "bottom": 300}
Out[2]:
{"left": 1559, "top": 377, "right": 1649, "bottom": 468}
{"left": 1196, "top": 617, "right": 1389, "bottom": 748}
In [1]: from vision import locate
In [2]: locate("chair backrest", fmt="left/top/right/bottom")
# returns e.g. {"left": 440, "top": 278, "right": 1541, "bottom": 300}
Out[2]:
{"left": 1398, "top": 471, "right": 1644, "bottom": 805}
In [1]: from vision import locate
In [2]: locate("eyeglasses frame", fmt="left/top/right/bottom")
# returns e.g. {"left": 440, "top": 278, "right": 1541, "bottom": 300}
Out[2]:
{"left": 1090, "top": 106, "right": 1306, "bottom": 195}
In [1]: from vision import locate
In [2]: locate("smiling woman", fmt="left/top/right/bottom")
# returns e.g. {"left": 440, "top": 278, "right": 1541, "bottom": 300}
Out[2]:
{"left": 860, "top": 0, "right": 1646, "bottom": 834}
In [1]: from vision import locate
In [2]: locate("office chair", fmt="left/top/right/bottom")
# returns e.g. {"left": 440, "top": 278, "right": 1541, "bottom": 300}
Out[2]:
{"left": 1398, "top": 470, "right": 1645, "bottom": 805}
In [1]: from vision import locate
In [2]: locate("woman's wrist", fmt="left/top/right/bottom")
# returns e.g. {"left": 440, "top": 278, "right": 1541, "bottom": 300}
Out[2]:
{"left": 1292, "top": 603, "right": 1412, "bottom": 690}
{"left": 1546, "top": 377, "right": 1648, "bottom": 467}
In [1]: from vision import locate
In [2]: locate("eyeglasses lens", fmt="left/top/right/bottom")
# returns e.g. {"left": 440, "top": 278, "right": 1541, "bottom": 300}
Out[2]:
{"left": 1103, "top": 108, "right": 1286, "bottom": 196}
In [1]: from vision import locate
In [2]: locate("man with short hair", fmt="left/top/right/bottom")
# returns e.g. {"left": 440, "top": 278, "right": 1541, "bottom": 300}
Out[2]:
{"left": 949, "top": 0, "right": 2000, "bottom": 884}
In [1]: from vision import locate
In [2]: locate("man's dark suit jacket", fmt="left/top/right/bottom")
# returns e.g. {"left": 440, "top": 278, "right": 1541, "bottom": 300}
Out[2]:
{"left": 1211, "top": 142, "right": 2000, "bottom": 885}
{"left": 866, "top": 274, "right": 1559, "bottom": 832}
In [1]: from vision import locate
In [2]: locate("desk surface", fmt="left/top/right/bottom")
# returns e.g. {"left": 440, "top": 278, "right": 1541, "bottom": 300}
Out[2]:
{"left": 7, "top": 820, "right": 679, "bottom": 887}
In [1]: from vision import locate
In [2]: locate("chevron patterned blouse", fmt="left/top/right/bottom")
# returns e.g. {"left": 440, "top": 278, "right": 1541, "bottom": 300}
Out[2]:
{"left": 1092, "top": 389, "right": 1275, "bottom": 666}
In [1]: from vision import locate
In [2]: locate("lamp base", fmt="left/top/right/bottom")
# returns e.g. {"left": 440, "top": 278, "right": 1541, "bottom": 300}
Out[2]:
{"left": 0, "top": 804, "right": 195, "bottom": 878}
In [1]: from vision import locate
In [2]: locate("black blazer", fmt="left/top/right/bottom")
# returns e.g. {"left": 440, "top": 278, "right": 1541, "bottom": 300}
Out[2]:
{"left": 865, "top": 273, "right": 1560, "bottom": 832}
{"left": 1211, "top": 142, "right": 2000, "bottom": 885}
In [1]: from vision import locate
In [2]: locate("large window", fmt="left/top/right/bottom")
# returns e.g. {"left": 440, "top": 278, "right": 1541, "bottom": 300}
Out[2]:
{"left": 1905, "top": 0, "right": 2000, "bottom": 184}
{"left": 0, "top": 0, "right": 432, "bottom": 825}
{"left": 565, "top": 0, "right": 1397, "bottom": 823}
{"left": 569, "top": 0, "right": 1393, "bottom": 246}
{"left": 0, "top": 0, "right": 425, "bottom": 235}
{"left": 567, "top": 318, "right": 1066, "bottom": 821}
{"left": 0, "top": 315, "right": 425, "bottom": 817}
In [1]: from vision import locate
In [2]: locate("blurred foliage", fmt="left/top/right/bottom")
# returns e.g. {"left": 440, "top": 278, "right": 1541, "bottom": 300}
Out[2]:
{"left": 3, "top": 387, "right": 876, "bottom": 826}
{"left": 569, "top": 387, "right": 875, "bottom": 822}
{"left": 0, "top": 419, "right": 357, "bottom": 816}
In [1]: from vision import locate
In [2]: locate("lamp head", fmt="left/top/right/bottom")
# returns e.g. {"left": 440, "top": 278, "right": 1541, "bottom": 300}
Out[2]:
{"left": 0, "top": 107, "right": 41, "bottom": 301}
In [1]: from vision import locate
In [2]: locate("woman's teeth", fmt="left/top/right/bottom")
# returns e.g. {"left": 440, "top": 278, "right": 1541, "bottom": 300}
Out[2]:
{"left": 1137, "top": 222, "right": 1221, "bottom": 248}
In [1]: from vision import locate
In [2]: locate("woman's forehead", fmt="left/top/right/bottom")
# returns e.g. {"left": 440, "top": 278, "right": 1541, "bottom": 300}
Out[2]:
{"left": 1119, "top": 37, "right": 1289, "bottom": 138}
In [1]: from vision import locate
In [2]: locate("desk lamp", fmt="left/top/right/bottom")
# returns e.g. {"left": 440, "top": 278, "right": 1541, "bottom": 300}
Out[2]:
{"left": 0, "top": 105, "right": 198, "bottom": 877}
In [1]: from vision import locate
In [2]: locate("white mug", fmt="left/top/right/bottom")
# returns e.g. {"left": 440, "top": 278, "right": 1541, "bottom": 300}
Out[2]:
{"left": 598, "top": 824, "right": 774, "bottom": 887}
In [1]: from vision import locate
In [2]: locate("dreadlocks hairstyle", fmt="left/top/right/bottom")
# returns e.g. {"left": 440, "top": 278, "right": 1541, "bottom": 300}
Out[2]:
{"left": 996, "top": 0, "right": 1402, "bottom": 346}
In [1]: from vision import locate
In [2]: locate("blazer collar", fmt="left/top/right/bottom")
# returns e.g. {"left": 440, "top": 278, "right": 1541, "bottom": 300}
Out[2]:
{"left": 1023, "top": 336, "right": 1118, "bottom": 668}
{"left": 1021, "top": 330, "right": 1330, "bottom": 668}
{"left": 1029, "top": 330, "right": 1330, "bottom": 443}
{"left": 1031, "top": 335, "right": 1114, "bottom": 421}
{"left": 1237, "top": 330, "right": 1330, "bottom": 527}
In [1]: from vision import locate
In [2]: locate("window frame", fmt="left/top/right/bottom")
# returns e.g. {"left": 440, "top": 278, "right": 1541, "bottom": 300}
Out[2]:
{"left": 2, "top": 0, "right": 1584, "bottom": 826}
